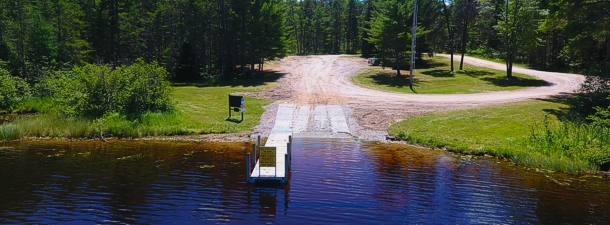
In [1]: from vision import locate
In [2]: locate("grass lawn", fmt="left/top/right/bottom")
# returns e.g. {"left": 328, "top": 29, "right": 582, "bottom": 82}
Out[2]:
{"left": 172, "top": 76, "right": 277, "bottom": 134}
{"left": 2, "top": 73, "right": 280, "bottom": 140}
{"left": 389, "top": 100, "right": 604, "bottom": 173}
{"left": 462, "top": 53, "right": 576, "bottom": 73}
{"left": 352, "top": 56, "right": 549, "bottom": 94}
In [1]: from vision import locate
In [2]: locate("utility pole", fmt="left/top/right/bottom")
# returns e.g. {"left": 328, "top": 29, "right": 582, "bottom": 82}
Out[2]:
{"left": 409, "top": 0, "right": 418, "bottom": 90}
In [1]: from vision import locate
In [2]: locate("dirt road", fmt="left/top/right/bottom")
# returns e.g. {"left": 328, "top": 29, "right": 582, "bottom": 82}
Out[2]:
{"left": 249, "top": 54, "right": 585, "bottom": 141}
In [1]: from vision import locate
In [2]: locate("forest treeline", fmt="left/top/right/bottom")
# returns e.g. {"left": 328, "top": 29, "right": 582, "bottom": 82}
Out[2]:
{"left": 1, "top": 0, "right": 608, "bottom": 80}
{"left": 0, "top": 0, "right": 608, "bottom": 120}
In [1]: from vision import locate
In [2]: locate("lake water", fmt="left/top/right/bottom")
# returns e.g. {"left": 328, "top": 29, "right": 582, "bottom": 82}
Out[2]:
{"left": 0, "top": 138, "right": 608, "bottom": 224}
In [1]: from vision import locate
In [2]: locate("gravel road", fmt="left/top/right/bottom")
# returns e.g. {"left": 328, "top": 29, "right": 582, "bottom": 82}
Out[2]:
{"left": 249, "top": 54, "right": 585, "bottom": 141}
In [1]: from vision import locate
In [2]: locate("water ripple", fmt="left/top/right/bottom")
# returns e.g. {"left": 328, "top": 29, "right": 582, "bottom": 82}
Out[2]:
{"left": 0, "top": 139, "right": 608, "bottom": 224}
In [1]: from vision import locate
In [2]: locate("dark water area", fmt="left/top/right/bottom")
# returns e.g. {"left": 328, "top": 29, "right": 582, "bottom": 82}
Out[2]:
{"left": 0, "top": 138, "right": 608, "bottom": 224}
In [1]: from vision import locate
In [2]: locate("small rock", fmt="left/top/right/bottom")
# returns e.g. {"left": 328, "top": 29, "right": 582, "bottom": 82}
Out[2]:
{"left": 386, "top": 135, "right": 397, "bottom": 141}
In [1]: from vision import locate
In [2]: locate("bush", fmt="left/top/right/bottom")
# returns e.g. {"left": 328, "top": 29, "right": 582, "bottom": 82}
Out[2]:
{"left": 519, "top": 115, "right": 610, "bottom": 169}
{"left": 589, "top": 104, "right": 610, "bottom": 128}
{"left": 0, "top": 68, "right": 30, "bottom": 112}
{"left": 53, "top": 60, "right": 173, "bottom": 117}
{"left": 571, "top": 62, "right": 610, "bottom": 118}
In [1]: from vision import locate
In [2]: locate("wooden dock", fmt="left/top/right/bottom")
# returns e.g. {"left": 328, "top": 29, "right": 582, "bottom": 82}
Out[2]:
{"left": 247, "top": 104, "right": 294, "bottom": 184}
{"left": 245, "top": 103, "right": 352, "bottom": 184}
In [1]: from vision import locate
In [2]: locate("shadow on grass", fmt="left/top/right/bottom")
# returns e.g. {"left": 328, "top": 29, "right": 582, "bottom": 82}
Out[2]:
{"left": 369, "top": 71, "right": 421, "bottom": 88}
{"left": 366, "top": 57, "right": 444, "bottom": 70}
{"left": 225, "top": 117, "right": 243, "bottom": 123}
{"left": 416, "top": 58, "right": 446, "bottom": 69}
{"left": 172, "top": 70, "right": 287, "bottom": 88}
{"left": 421, "top": 69, "right": 454, "bottom": 77}
{"left": 459, "top": 70, "right": 495, "bottom": 77}
{"left": 534, "top": 95, "right": 576, "bottom": 120}
{"left": 527, "top": 64, "right": 575, "bottom": 73}
{"left": 479, "top": 76, "right": 550, "bottom": 87}
{"left": 457, "top": 69, "right": 550, "bottom": 87}
{"left": 466, "top": 53, "right": 576, "bottom": 73}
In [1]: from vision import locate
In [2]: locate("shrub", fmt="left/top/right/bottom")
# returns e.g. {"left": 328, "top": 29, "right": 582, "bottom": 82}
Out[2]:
{"left": 571, "top": 62, "right": 609, "bottom": 118}
{"left": 520, "top": 114, "right": 610, "bottom": 169}
{"left": 121, "top": 61, "right": 173, "bottom": 115}
{"left": 34, "top": 69, "right": 72, "bottom": 98}
{"left": 0, "top": 68, "right": 30, "bottom": 112}
{"left": 54, "top": 60, "right": 173, "bottom": 117}
{"left": 588, "top": 104, "right": 610, "bottom": 128}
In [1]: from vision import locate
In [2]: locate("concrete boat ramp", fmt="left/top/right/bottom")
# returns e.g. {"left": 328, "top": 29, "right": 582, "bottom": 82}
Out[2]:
{"left": 247, "top": 104, "right": 352, "bottom": 184}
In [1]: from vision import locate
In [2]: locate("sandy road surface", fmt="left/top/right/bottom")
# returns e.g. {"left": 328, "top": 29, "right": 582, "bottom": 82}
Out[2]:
{"left": 249, "top": 54, "right": 585, "bottom": 141}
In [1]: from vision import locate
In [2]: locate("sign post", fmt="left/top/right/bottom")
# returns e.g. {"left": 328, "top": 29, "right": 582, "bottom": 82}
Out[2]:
{"left": 228, "top": 95, "right": 245, "bottom": 120}
{"left": 259, "top": 146, "right": 277, "bottom": 177}
{"left": 409, "top": 0, "right": 418, "bottom": 90}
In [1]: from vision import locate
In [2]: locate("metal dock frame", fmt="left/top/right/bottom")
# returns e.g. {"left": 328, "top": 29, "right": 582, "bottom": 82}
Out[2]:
{"left": 247, "top": 135, "right": 292, "bottom": 184}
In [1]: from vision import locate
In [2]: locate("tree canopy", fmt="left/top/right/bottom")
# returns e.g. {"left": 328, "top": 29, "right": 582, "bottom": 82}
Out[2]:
{"left": 0, "top": 0, "right": 608, "bottom": 119}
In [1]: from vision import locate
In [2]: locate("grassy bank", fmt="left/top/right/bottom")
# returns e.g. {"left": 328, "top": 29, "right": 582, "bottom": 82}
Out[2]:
{"left": 1, "top": 75, "right": 279, "bottom": 141}
{"left": 389, "top": 100, "right": 610, "bottom": 173}
{"left": 352, "top": 57, "right": 548, "bottom": 94}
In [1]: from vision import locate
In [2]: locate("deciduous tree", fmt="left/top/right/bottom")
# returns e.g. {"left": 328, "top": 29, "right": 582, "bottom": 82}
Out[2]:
{"left": 494, "top": 0, "right": 543, "bottom": 77}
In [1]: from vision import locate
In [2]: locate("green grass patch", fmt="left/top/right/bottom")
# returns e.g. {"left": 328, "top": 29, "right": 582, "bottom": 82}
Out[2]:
{"left": 352, "top": 57, "right": 548, "bottom": 94}
{"left": 17, "top": 97, "right": 58, "bottom": 113}
{"left": 389, "top": 100, "right": 608, "bottom": 173}
{"left": 463, "top": 53, "right": 575, "bottom": 73}
{"left": 463, "top": 53, "right": 529, "bottom": 68}
{"left": 0, "top": 112, "right": 194, "bottom": 140}
{"left": 1, "top": 73, "right": 279, "bottom": 140}
{"left": 171, "top": 80, "right": 274, "bottom": 134}
{"left": 341, "top": 55, "right": 364, "bottom": 58}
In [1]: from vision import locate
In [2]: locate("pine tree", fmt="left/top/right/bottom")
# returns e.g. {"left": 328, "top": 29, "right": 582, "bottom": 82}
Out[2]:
{"left": 366, "top": 0, "right": 414, "bottom": 76}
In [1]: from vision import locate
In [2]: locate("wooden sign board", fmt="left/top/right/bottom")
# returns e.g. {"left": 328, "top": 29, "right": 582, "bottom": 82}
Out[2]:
{"left": 259, "top": 147, "right": 276, "bottom": 167}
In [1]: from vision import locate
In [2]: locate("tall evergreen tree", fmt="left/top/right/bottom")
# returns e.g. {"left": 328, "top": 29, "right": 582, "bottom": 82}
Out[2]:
{"left": 366, "top": 0, "right": 415, "bottom": 76}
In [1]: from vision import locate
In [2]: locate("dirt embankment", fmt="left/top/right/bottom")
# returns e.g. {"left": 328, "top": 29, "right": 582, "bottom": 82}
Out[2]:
{"left": 246, "top": 54, "right": 585, "bottom": 141}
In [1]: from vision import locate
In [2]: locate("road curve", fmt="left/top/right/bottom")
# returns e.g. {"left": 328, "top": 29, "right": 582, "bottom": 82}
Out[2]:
{"left": 253, "top": 54, "right": 585, "bottom": 139}
{"left": 331, "top": 54, "right": 584, "bottom": 103}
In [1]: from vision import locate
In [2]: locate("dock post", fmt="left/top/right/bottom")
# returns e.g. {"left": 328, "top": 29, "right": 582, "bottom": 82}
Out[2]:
{"left": 251, "top": 144, "right": 256, "bottom": 167}
{"left": 284, "top": 154, "right": 289, "bottom": 183}
{"left": 257, "top": 135, "right": 261, "bottom": 160}
{"left": 246, "top": 153, "right": 251, "bottom": 183}
{"left": 287, "top": 143, "right": 291, "bottom": 172}
{"left": 288, "top": 135, "right": 292, "bottom": 160}
{"left": 287, "top": 142, "right": 291, "bottom": 161}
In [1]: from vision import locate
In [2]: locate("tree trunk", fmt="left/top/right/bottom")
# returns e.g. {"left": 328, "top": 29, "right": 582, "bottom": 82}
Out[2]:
{"left": 300, "top": 20, "right": 305, "bottom": 54}
{"left": 241, "top": 15, "right": 246, "bottom": 75}
{"left": 459, "top": 5, "right": 469, "bottom": 71}
{"left": 56, "top": 3, "right": 62, "bottom": 66}
{"left": 506, "top": 57, "right": 513, "bottom": 78}
{"left": 395, "top": 54, "right": 401, "bottom": 76}
{"left": 260, "top": 58, "right": 264, "bottom": 72}
{"left": 606, "top": 39, "right": 610, "bottom": 62}
{"left": 113, "top": 0, "right": 120, "bottom": 66}
{"left": 250, "top": 45, "right": 255, "bottom": 76}
{"left": 506, "top": 43, "right": 514, "bottom": 78}
{"left": 442, "top": 0, "right": 454, "bottom": 71}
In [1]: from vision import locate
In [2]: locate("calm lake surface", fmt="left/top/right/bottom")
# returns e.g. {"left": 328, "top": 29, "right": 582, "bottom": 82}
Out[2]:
{"left": 0, "top": 138, "right": 608, "bottom": 224}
